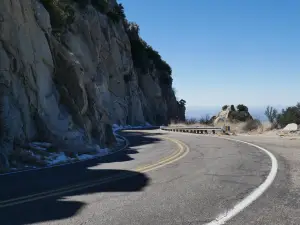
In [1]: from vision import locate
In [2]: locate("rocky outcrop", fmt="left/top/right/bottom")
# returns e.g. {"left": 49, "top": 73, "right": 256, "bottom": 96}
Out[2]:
{"left": 0, "top": 0, "right": 185, "bottom": 168}
{"left": 213, "top": 105, "right": 253, "bottom": 126}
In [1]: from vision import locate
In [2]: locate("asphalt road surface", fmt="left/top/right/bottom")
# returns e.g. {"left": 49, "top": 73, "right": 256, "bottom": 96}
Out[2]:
{"left": 0, "top": 129, "right": 299, "bottom": 225}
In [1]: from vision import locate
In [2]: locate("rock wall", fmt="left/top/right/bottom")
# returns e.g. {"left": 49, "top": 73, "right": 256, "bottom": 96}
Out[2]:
{"left": 0, "top": 0, "right": 185, "bottom": 167}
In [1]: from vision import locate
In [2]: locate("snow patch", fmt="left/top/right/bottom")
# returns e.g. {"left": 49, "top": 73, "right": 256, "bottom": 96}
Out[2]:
{"left": 45, "top": 146, "right": 111, "bottom": 165}
{"left": 47, "top": 153, "right": 71, "bottom": 165}
{"left": 77, "top": 154, "right": 94, "bottom": 160}
{"left": 9, "top": 124, "right": 154, "bottom": 170}
{"left": 112, "top": 122, "right": 154, "bottom": 132}
{"left": 29, "top": 144, "right": 48, "bottom": 151}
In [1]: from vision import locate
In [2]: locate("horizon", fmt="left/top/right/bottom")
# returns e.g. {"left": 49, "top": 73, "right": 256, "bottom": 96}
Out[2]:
{"left": 119, "top": 0, "right": 300, "bottom": 111}
{"left": 185, "top": 105, "right": 270, "bottom": 121}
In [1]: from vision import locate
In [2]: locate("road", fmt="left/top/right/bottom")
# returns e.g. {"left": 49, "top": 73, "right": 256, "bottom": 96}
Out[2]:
{"left": 0, "top": 129, "right": 299, "bottom": 225}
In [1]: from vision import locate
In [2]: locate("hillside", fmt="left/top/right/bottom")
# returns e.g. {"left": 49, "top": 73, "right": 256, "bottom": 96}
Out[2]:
{"left": 0, "top": 0, "right": 185, "bottom": 168}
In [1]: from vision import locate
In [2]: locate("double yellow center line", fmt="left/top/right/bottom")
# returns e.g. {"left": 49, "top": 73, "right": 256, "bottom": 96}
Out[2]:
{"left": 0, "top": 136, "right": 189, "bottom": 208}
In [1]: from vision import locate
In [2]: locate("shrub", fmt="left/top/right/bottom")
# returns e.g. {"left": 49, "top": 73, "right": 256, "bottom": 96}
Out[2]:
{"left": 73, "top": 0, "right": 89, "bottom": 9}
{"left": 242, "top": 119, "right": 262, "bottom": 131}
{"left": 40, "top": 0, "right": 75, "bottom": 32}
{"left": 265, "top": 103, "right": 300, "bottom": 129}
{"left": 178, "top": 99, "right": 186, "bottom": 107}
{"left": 230, "top": 105, "right": 236, "bottom": 111}
{"left": 237, "top": 104, "right": 248, "bottom": 112}
{"left": 91, "top": 0, "right": 108, "bottom": 13}
{"left": 222, "top": 105, "right": 228, "bottom": 110}
{"left": 185, "top": 118, "right": 197, "bottom": 125}
{"left": 277, "top": 104, "right": 300, "bottom": 127}
{"left": 125, "top": 21, "right": 172, "bottom": 77}
{"left": 146, "top": 46, "right": 172, "bottom": 75}
{"left": 107, "top": 4, "right": 126, "bottom": 23}
{"left": 107, "top": 11, "right": 119, "bottom": 23}
{"left": 199, "top": 115, "right": 211, "bottom": 125}
{"left": 265, "top": 106, "right": 278, "bottom": 126}
{"left": 114, "top": 3, "right": 126, "bottom": 19}
{"left": 160, "top": 74, "right": 173, "bottom": 85}
{"left": 130, "top": 39, "right": 149, "bottom": 71}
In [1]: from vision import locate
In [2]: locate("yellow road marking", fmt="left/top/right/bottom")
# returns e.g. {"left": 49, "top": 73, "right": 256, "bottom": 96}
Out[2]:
{"left": 136, "top": 137, "right": 188, "bottom": 172}
{"left": 134, "top": 137, "right": 184, "bottom": 170}
{"left": 0, "top": 136, "right": 189, "bottom": 208}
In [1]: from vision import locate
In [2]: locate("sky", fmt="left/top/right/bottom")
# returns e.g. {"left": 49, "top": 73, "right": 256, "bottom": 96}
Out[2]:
{"left": 118, "top": 0, "right": 300, "bottom": 112}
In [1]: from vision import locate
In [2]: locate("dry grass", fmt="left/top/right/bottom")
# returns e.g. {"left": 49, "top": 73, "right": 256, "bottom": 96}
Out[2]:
{"left": 168, "top": 114, "right": 292, "bottom": 138}
{"left": 170, "top": 116, "right": 213, "bottom": 128}
{"left": 170, "top": 119, "right": 274, "bottom": 135}
{"left": 220, "top": 120, "right": 272, "bottom": 134}
{"left": 169, "top": 118, "right": 299, "bottom": 138}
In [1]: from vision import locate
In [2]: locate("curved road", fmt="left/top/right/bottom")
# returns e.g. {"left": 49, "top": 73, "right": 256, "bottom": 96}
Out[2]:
{"left": 0, "top": 129, "right": 299, "bottom": 225}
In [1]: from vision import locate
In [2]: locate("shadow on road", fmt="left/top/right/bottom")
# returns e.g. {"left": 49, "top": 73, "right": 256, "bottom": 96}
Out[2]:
{"left": 0, "top": 169, "right": 149, "bottom": 225}
{"left": 0, "top": 129, "right": 164, "bottom": 225}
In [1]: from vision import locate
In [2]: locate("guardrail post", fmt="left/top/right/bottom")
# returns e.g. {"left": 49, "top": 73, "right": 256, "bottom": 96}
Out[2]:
{"left": 161, "top": 127, "right": 223, "bottom": 135}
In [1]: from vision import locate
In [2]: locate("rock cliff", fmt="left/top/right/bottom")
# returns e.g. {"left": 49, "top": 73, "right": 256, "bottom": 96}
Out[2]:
{"left": 0, "top": 0, "right": 185, "bottom": 168}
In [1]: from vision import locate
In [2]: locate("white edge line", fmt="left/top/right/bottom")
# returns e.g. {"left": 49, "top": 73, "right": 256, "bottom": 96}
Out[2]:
{"left": 0, "top": 129, "right": 130, "bottom": 176}
{"left": 203, "top": 137, "right": 278, "bottom": 225}
{"left": 2, "top": 127, "right": 279, "bottom": 224}
{"left": 163, "top": 128, "right": 278, "bottom": 225}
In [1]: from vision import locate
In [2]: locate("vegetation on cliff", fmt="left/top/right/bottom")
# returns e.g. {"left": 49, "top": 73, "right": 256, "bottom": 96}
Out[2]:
{"left": 39, "top": 0, "right": 186, "bottom": 123}
{"left": 121, "top": 4, "right": 186, "bottom": 122}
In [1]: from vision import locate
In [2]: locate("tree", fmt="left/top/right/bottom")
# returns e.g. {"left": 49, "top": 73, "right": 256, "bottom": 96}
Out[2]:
{"left": 265, "top": 106, "right": 278, "bottom": 124}
{"left": 265, "top": 103, "right": 300, "bottom": 129}
{"left": 237, "top": 104, "right": 248, "bottom": 112}
{"left": 199, "top": 114, "right": 211, "bottom": 125}
{"left": 222, "top": 105, "right": 228, "bottom": 110}
{"left": 179, "top": 99, "right": 186, "bottom": 107}
{"left": 277, "top": 106, "right": 300, "bottom": 127}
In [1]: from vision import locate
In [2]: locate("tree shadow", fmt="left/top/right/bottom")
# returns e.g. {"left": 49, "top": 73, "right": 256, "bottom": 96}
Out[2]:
{"left": 119, "top": 130, "right": 166, "bottom": 149}
{"left": 0, "top": 169, "right": 149, "bottom": 225}
{"left": 0, "top": 129, "right": 164, "bottom": 225}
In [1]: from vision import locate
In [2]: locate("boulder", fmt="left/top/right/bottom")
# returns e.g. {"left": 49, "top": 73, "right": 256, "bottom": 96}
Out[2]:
{"left": 283, "top": 123, "right": 298, "bottom": 132}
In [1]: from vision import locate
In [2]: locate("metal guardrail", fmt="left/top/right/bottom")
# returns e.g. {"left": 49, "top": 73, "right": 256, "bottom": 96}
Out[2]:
{"left": 160, "top": 126, "right": 225, "bottom": 135}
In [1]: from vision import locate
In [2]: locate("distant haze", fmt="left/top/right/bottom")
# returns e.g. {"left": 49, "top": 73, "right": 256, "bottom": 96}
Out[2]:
{"left": 185, "top": 105, "right": 289, "bottom": 122}
{"left": 119, "top": 0, "right": 300, "bottom": 109}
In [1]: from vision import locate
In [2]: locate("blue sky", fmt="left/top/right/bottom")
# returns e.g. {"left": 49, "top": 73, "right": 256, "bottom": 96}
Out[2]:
{"left": 118, "top": 0, "right": 300, "bottom": 111}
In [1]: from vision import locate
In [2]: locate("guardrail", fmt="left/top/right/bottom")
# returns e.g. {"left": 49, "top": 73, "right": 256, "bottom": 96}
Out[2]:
{"left": 160, "top": 126, "right": 225, "bottom": 135}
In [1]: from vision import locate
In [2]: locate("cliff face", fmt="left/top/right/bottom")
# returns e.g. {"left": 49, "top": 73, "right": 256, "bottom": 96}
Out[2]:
{"left": 0, "top": 0, "right": 185, "bottom": 167}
